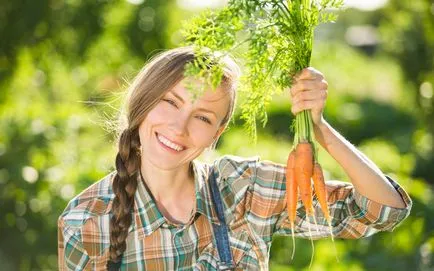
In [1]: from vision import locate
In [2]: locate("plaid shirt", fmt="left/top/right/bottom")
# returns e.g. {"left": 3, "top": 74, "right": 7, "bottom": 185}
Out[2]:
{"left": 58, "top": 155, "right": 412, "bottom": 270}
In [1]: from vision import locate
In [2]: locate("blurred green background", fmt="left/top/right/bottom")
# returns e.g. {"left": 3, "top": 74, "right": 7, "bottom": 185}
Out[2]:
{"left": 0, "top": 0, "right": 433, "bottom": 270}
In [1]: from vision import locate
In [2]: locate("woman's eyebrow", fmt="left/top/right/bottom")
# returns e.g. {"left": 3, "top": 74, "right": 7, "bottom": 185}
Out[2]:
{"left": 169, "top": 91, "right": 217, "bottom": 118}
{"left": 197, "top": 107, "right": 217, "bottom": 118}
{"left": 169, "top": 91, "right": 185, "bottom": 104}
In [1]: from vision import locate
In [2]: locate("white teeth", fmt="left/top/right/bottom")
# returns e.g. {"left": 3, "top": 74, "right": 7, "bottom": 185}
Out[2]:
{"left": 157, "top": 134, "right": 184, "bottom": 151}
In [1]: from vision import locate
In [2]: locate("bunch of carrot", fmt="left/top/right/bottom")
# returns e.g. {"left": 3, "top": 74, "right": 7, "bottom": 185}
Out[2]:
{"left": 285, "top": 109, "right": 334, "bottom": 264}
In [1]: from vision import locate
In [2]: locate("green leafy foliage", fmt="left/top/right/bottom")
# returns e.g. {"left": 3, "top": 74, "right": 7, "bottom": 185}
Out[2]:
{"left": 182, "top": 0, "right": 343, "bottom": 142}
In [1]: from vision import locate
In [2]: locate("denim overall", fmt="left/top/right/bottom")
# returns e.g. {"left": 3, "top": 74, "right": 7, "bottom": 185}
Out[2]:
{"left": 209, "top": 169, "right": 236, "bottom": 270}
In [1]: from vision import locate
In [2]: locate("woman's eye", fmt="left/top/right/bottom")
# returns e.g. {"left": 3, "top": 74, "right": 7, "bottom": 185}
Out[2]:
{"left": 163, "top": 99, "right": 177, "bottom": 108}
{"left": 197, "top": 116, "right": 211, "bottom": 124}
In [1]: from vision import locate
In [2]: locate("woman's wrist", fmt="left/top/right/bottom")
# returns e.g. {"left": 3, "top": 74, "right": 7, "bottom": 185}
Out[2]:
{"left": 313, "top": 116, "right": 332, "bottom": 150}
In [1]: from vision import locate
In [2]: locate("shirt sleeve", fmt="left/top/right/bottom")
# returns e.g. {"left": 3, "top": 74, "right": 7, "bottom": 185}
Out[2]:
{"left": 245, "top": 158, "right": 412, "bottom": 241}
{"left": 58, "top": 217, "right": 91, "bottom": 271}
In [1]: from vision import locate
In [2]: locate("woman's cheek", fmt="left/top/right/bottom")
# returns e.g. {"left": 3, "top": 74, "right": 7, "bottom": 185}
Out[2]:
{"left": 188, "top": 124, "right": 214, "bottom": 145}
{"left": 149, "top": 104, "right": 171, "bottom": 120}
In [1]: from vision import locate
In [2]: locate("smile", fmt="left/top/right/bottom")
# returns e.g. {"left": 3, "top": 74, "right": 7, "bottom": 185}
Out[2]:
{"left": 156, "top": 133, "right": 185, "bottom": 152}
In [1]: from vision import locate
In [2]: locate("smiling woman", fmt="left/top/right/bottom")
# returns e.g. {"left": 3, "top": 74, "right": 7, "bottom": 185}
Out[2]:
{"left": 57, "top": 46, "right": 244, "bottom": 270}
{"left": 57, "top": 46, "right": 412, "bottom": 271}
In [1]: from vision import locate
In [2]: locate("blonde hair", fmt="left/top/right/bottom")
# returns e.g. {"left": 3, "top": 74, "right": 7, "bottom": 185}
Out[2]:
{"left": 108, "top": 46, "right": 240, "bottom": 265}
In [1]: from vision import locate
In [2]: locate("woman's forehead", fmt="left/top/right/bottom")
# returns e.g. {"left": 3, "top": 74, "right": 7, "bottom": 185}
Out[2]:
{"left": 171, "top": 79, "right": 229, "bottom": 103}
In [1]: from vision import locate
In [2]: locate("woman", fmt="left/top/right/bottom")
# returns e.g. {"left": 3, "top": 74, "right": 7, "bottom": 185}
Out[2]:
{"left": 58, "top": 47, "right": 412, "bottom": 270}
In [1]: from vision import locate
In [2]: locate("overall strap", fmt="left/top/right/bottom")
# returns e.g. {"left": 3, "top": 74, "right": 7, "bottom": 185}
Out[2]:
{"left": 209, "top": 169, "right": 235, "bottom": 271}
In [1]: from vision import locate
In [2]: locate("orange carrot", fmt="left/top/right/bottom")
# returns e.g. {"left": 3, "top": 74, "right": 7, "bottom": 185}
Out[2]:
{"left": 312, "top": 162, "right": 331, "bottom": 224}
{"left": 286, "top": 150, "right": 297, "bottom": 260}
{"left": 286, "top": 150, "right": 297, "bottom": 229}
{"left": 312, "top": 162, "right": 339, "bottom": 262}
{"left": 295, "top": 142, "right": 314, "bottom": 216}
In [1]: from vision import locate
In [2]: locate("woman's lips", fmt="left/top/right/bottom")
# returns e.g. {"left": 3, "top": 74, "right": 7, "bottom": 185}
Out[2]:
{"left": 155, "top": 132, "right": 186, "bottom": 152}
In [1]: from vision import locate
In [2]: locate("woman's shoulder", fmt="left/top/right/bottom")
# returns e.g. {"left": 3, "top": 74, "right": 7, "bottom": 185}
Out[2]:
{"left": 58, "top": 171, "right": 116, "bottom": 229}
{"left": 212, "top": 154, "right": 285, "bottom": 179}
{"left": 212, "top": 154, "right": 260, "bottom": 177}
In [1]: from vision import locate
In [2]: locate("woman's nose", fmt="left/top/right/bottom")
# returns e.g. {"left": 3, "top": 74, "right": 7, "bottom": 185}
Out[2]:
{"left": 168, "top": 113, "right": 189, "bottom": 136}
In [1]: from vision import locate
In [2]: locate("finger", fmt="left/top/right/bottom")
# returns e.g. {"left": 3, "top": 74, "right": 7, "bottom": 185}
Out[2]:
{"left": 290, "top": 79, "right": 328, "bottom": 97}
{"left": 291, "top": 99, "right": 326, "bottom": 115}
{"left": 294, "top": 67, "right": 324, "bottom": 81}
{"left": 291, "top": 100, "right": 325, "bottom": 116}
{"left": 292, "top": 89, "right": 328, "bottom": 104}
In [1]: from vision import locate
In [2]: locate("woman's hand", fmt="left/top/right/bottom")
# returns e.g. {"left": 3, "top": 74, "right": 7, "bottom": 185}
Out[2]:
{"left": 289, "top": 67, "right": 328, "bottom": 127}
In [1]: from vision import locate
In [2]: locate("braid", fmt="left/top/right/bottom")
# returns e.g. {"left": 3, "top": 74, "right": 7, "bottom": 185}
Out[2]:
{"left": 108, "top": 128, "right": 141, "bottom": 267}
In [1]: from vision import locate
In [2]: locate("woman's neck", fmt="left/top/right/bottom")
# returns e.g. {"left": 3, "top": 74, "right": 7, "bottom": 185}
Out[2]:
{"left": 139, "top": 158, "right": 196, "bottom": 224}
{"left": 139, "top": 158, "right": 195, "bottom": 203}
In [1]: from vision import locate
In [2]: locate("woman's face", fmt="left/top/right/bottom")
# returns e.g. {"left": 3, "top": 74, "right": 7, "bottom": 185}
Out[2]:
{"left": 138, "top": 79, "right": 230, "bottom": 170}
